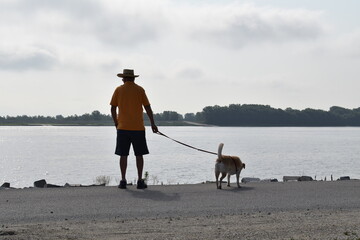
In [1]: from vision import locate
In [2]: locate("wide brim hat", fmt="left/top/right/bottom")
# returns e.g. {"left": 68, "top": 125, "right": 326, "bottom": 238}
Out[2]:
{"left": 117, "top": 69, "right": 139, "bottom": 78}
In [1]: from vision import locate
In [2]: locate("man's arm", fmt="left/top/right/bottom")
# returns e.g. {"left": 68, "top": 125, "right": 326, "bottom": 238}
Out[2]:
{"left": 144, "top": 105, "right": 158, "bottom": 133}
{"left": 111, "top": 105, "right": 118, "bottom": 129}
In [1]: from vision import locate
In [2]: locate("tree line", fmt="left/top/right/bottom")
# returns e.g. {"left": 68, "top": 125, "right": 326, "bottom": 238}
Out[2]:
{"left": 200, "top": 104, "right": 360, "bottom": 126}
{"left": 0, "top": 111, "right": 112, "bottom": 126}
{"left": 1, "top": 105, "right": 359, "bottom": 126}
{"left": 0, "top": 110, "right": 185, "bottom": 126}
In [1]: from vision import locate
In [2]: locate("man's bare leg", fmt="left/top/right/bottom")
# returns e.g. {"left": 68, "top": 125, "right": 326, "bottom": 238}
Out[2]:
{"left": 120, "top": 156, "right": 128, "bottom": 181}
{"left": 136, "top": 155, "right": 144, "bottom": 180}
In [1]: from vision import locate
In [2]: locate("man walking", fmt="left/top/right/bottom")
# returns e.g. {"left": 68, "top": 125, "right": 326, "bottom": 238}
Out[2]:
{"left": 110, "top": 69, "right": 158, "bottom": 189}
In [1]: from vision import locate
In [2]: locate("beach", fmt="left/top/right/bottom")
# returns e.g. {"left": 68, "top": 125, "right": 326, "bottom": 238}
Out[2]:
{"left": 1, "top": 181, "right": 360, "bottom": 239}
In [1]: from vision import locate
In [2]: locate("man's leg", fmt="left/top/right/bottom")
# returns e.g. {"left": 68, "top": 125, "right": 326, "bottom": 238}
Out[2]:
{"left": 136, "top": 155, "right": 147, "bottom": 189}
{"left": 120, "top": 156, "right": 128, "bottom": 181}
{"left": 136, "top": 155, "right": 144, "bottom": 180}
{"left": 132, "top": 131, "right": 148, "bottom": 189}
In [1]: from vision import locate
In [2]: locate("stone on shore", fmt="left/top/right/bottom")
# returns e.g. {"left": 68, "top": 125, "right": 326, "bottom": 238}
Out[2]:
{"left": 339, "top": 176, "right": 351, "bottom": 180}
{"left": 45, "top": 183, "right": 62, "bottom": 188}
{"left": 34, "top": 179, "right": 47, "bottom": 188}
{"left": 64, "top": 183, "right": 106, "bottom": 187}
{"left": 261, "top": 178, "right": 279, "bottom": 182}
{"left": 298, "top": 176, "right": 313, "bottom": 181}
{"left": 283, "top": 176, "right": 301, "bottom": 182}
{"left": 242, "top": 177, "right": 261, "bottom": 183}
{"left": 34, "top": 179, "right": 62, "bottom": 188}
{"left": 1, "top": 182, "right": 10, "bottom": 188}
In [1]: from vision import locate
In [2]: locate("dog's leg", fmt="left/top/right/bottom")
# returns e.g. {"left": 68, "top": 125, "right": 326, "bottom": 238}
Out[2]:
{"left": 215, "top": 170, "right": 220, "bottom": 189}
{"left": 219, "top": 173, "right": 226, "bottom": 189}
{"left": 227, "top": 174, "right": 231, "bottom": 187}
{"left": 236, "top": 171, "right": 241, "bottom": 188}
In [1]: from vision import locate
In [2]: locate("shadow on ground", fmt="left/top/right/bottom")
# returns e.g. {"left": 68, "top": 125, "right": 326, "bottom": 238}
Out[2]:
{"left": 225, "top": 185, "right": 255, "bottom": 192}
{"left": 126, "top": 189, "right": 181, "bottom": 202}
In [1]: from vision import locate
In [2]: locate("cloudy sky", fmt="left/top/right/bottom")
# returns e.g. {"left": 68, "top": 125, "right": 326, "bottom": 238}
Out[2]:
{"left": 1, "top": 0, "right": 360, "bottom": 116}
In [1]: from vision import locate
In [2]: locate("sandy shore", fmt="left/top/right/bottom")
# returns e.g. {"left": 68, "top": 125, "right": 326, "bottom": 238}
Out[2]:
{"left": 1, "top": 181, "right": 360, "bottom": 240}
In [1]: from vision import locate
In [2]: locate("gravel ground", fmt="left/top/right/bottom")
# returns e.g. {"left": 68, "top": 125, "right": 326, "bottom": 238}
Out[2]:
{"left": 1, "top": 181, "right": 359, "bottom": 239}
{"left": 1, "top": 209, "right": 360, "bottom": 240}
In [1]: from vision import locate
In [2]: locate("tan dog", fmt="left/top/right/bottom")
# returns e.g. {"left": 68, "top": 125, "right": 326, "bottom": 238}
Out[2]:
{"left": 215, "top": 143, "right": 245, "bottom": 189}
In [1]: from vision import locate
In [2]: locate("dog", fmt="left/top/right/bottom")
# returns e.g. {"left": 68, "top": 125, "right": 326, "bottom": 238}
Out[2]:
{"left": 215, "top": 143, "right": 245, "bottom": 189}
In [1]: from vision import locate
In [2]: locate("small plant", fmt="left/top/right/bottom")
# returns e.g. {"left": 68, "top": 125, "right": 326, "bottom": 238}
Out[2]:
{"left": 151, "top": 175, "right": 159, "bottom": 185}
{"left": 343, "top": 231, "right": 360, "bottom": 240}
{"left": 95, "top": 175, "right": 111, "bottom": 186}
{"left": 144, "top": 171, "right": 149, "bottom": 184}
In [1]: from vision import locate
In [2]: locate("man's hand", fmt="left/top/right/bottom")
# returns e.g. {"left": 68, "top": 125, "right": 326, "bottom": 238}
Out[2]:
{"left": 111, "top": 106, "right": 118, "bottom": 129}
{"left": 151, "top": 124, "right": 158, "bottom": 133}
{"left": 144, "top": 105, "right": 158, "bottom": 133}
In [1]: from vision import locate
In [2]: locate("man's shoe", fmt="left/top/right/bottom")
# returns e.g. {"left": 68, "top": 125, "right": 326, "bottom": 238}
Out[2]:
{"left": 137, "top": 179, "right": 147, "bottom": 189}
{"left": 118, "top": 180, "right": 127, "bottom": 189}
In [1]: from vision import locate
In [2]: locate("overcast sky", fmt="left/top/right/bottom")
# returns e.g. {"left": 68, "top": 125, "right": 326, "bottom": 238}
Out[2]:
{"left": 1, "top": 0, "right": 360, "bottom": 116}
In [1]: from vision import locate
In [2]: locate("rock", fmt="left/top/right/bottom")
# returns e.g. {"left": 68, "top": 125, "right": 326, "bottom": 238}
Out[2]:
{"left": 298, "top": 176, "right": 313, "bottom": 181}
{"left": 34, "top": 180, "right": 63, "bottom": 188}
{"left": 283, "top": 176, "right": 300, "bottom": 182}
{"left": 339, "top": 176, "right": 350, "bottom": 181}
{"left": 45, "top": 184, "right": 62, "bottom": 188}
{"left": 1, "top": 182, "right": 10, "bottom": 188}
{"left": 34, "top": 179, "right": 47, "bottom": 188}
{"left": 63, "top": 183, "right": 106, "bottom": 187}
{"left": 241, "top": 177, "right": 260, "bottom": 183}
{"left": 283, "top": 176, "right": 313, "bottom": 182}
{"left": 261, "top": 178, "right": 278, "bottom": 182}
{"left": 64, "top": 183, "right": 82, "bottom": 187}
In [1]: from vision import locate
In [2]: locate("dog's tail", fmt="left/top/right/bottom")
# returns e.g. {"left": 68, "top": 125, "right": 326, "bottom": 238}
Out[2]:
{"left": 217, "top": 143, "right": 224, "bottom": 158}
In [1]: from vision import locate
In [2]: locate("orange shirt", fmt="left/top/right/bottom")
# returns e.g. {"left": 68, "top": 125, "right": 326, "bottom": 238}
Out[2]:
{"left": 110, "top": 81, "right": 150, "bottom": 130}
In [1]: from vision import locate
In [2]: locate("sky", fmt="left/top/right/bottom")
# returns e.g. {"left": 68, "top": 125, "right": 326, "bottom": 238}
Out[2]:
{"left": 1, "top": 0, "right": 360, "bottom": 116}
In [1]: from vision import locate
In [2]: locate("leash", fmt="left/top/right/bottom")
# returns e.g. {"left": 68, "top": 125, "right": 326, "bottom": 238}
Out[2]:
{"left": 156, "top": 131, "right": 217, "bottom": 156}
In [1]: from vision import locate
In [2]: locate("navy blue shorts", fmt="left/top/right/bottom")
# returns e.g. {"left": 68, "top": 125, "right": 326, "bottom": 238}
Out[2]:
{"left": 115, "top": 130, "right": 149, "bottom": 156}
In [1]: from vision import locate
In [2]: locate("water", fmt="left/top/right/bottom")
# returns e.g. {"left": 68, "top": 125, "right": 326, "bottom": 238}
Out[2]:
{"left": 1, "top": 126, "right": 359, "bottom": 188}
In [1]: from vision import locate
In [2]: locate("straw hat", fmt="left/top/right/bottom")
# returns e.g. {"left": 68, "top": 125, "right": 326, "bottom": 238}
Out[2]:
{"left": 117, "top": 69, "right": 139, "bottom": 78}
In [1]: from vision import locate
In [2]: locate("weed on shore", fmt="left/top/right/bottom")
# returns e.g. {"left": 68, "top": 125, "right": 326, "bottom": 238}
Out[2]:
{"left": 342, "top": 231, "right": 360, "bottom": 240}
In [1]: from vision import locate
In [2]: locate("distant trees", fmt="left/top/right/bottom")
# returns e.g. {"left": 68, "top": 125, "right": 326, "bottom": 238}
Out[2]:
{"left": 184, "top": 112, "right": 204, "bottom": 122}
{"left": 0, "top": 111, "right": 113, "bottom": 125}
{"left": 0, "top": 110, "right": 184, "bottom": 126}
{"left": 200, "top": 104, "right": 360, "bottom": 126}
{"left": 154, "top": 111, "right": 183, "bottom": 121}
{"left": 329, "top": 106, "right": 360, "bottom": 125}
{"left": 1, "top": 105, "right": 359, "bottom": 126}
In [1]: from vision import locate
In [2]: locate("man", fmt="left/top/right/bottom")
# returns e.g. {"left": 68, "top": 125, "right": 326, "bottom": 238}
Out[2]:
{"left": 110, "top": 69, "right": 158, "bottom": 189}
